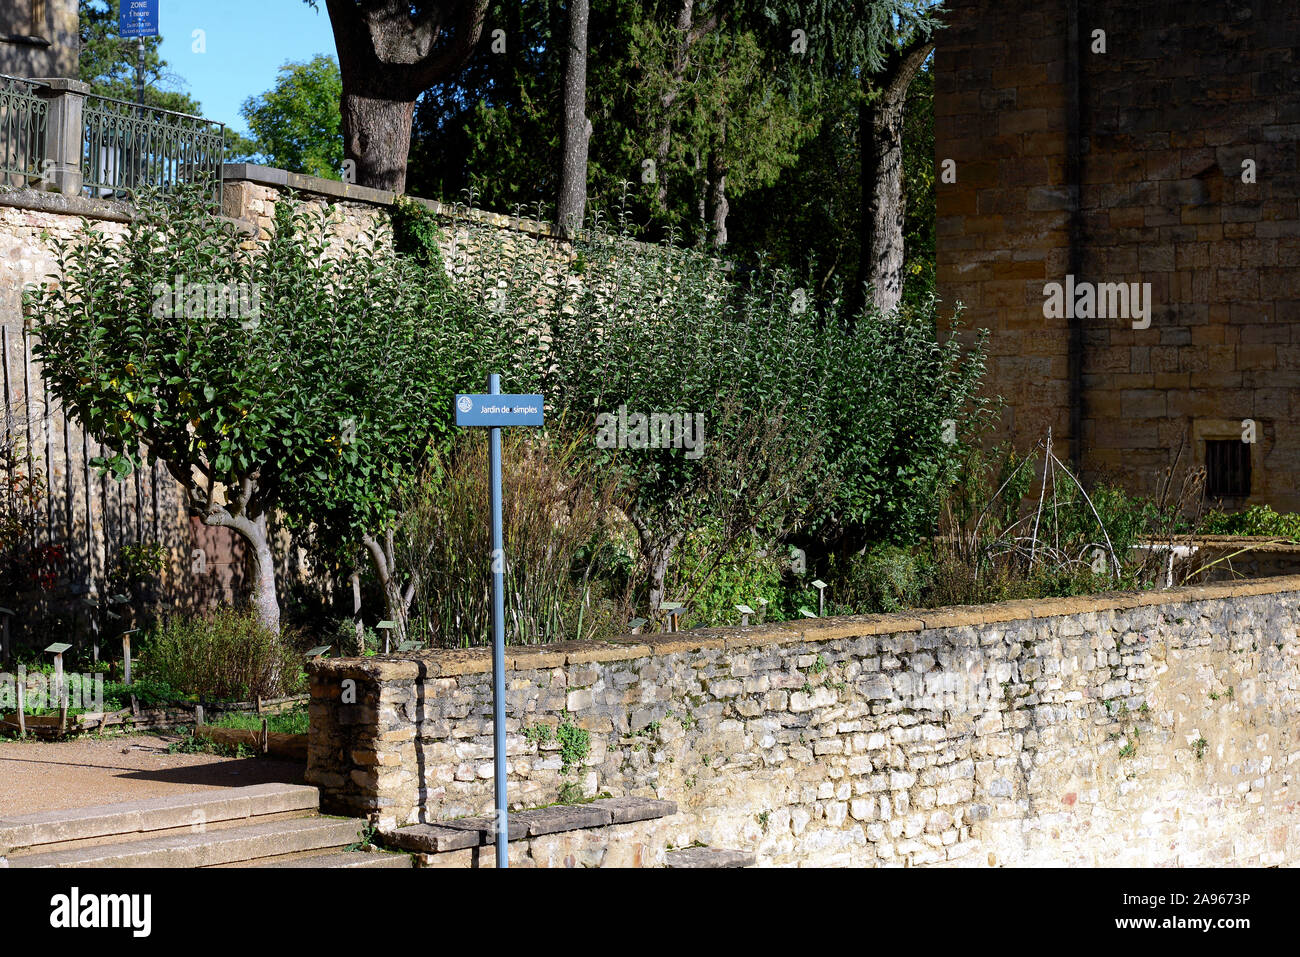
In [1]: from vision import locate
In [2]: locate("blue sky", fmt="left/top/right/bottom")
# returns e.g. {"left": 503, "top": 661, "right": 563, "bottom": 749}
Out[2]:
{"left": 152, "top": 1, "right": 336, "bottom": 136}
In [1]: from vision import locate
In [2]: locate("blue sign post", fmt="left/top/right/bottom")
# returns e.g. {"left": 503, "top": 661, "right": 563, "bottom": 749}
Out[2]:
{"left": 118, "top": 0, "right": 159, "bottom": 37}
{"left": 454, "top": 375, "right": 544, "bottom": 868}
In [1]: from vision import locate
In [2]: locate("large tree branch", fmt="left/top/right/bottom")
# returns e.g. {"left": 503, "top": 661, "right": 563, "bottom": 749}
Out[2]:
{"left": 872, "top": 33, "right": 934, "bottom": 105}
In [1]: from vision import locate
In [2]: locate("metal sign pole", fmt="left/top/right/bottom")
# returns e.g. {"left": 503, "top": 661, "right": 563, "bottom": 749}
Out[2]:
{"left": 488, "top": 373, "right": 508, "bottom": 869}
{"left": 454, "top": 377, "right": 544, "bottom": 871}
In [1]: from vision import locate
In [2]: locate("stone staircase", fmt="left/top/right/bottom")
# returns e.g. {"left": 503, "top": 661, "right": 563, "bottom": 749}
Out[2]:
{"left": 0, "top": 783, "right": 411, "bottom": 869}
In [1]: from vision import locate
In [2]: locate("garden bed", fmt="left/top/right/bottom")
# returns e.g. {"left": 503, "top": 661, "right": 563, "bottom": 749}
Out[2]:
{"left": 0, "top": 694, "right": 308, "bottom": 741}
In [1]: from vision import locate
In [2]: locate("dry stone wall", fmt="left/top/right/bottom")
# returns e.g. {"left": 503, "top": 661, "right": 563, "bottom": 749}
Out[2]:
{"left": 308, "top": 577, "right": 1300, "bottom": 867}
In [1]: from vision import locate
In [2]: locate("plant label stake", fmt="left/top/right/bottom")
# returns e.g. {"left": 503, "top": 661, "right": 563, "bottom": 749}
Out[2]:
{"left": 455, "top": 374, "right": 544, "bottom": 869}
{"left": 46, "top": 643, "right": 71, "bottom": 733}
{"left": 377, "top": 621, "right": 396, "bottom": 654}
{"left": 659, "top": 601, "right": 685, "bottom": 633}
{"left": 121, "top": 628, "right": 138, "bottom": 686}
{"left": 812, "top": 579, "right": 827, "bottom": 617}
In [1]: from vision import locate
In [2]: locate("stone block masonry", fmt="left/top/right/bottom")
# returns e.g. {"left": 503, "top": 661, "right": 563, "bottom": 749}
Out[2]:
{"left": 308, "top": 576, "right": 1300, "bottom": 867}
{"left": 936, "top": 0, "right": 1300, "bottom": 509}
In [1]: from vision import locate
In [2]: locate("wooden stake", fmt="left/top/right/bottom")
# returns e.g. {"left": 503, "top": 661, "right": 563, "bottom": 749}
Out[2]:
{"left": 16, "top": 681, "right": 25, "bottom": 737}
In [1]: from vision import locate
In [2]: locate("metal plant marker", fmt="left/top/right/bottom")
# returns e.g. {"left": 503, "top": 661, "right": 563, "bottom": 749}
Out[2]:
{"left": 454, "top": 374, "right": 545, "bottom": 869}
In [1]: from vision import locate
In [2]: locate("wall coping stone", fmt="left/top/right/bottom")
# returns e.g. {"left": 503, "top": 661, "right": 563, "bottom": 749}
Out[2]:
{"left": 383, "top": 797, "right": 677, "bottom": 852}
{"left": 222, "top": 162, "right": 562, "bottom": 239}
{"left": 309, "top": 574, "right": 1300, "bottom": 681}
{"left": 0, "top": 187, "right": 134, "bottom": 222}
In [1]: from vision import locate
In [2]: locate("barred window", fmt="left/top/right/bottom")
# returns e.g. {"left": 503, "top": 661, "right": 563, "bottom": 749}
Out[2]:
{"left": 1205, "top": 439, "right": 1251, "bottom": 498}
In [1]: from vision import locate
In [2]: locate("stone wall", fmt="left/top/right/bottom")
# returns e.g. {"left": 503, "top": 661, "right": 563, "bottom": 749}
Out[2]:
{"left": 307, "top": 576, "right": 1300, "bottom": 867}
{"left": 935, "top": 0, "right": 1300, "bottom": 508}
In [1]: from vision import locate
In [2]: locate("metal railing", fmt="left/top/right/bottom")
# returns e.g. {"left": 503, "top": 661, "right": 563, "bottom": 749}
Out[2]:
{"left": 0, "top": 74, "right": 224, "bottom": 204}
{"left": 81, "top": 92, "right": 225, "bottom": 205}
{"left": 0, "top": 74, "right": 48, "bottom": 187}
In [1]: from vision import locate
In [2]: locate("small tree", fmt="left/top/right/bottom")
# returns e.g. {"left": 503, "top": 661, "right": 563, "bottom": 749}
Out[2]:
{"left": 25, "top": 189, "right": 514, "bottom": 634}
{"left": 241, "top": 55, "right": 346, "bottom": 179}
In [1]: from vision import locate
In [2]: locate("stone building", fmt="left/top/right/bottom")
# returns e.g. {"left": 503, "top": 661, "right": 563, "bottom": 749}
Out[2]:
{"left": 935, "top": 0, "right": 1300, "bottom": 509}
{"left": 0, "top": 0, "right": 78, "bottom": 78}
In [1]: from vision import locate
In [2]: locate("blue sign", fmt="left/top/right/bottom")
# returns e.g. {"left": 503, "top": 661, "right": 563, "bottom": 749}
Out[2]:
{"left": 119, "top": 0, "right": 159, "bottom": 38}
{"left": 454, "top": 393, "right": 544, "bottom": 428}
{"left": 453, "top": 376, "right": 544, "bottom": 869}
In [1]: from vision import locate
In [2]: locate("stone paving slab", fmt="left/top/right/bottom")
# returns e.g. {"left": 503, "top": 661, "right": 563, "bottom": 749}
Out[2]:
{"left": 590, "top": 797, "right": 677, "bottom": 825}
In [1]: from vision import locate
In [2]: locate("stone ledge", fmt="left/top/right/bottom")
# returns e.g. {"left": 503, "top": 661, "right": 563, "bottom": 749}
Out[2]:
{"left": 309, "top": 575, "right": 1300, "bottom": 683}
{"left": 383, "top": 796, "right": 677, "bottom": 853}
{"left": 222, "top": 163, "right": 561, "bottom": 238}
{"left": 0, "top": 187, "right": 134, "bottom": 222}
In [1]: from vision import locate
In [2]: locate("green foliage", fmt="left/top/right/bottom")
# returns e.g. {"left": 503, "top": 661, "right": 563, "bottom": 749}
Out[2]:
{"left": 102, "top": 678, "right": 175, "bottom": 710}
{"left": 345, "top": 822, "right": 379, "bottom": 851}
{"left": 142, "top": 608, "right": 306, "bottom": 701}
{"left": 524, "top": 723, "right": 555, "bottom": 745}
{"left": 557, "top": 781, "right": 585, "bottom": 804}
{"left": 398, "top": 429, "right": 626, "bottom": 648}
{"left": 240, "top": 55, "right": 345, "bottom": 179}
{"left": 830, "top": 543, "right": 928, "bottom": 614}
{"left": 389, "top": 196, "right": 449, "bottom": 277}
{"left": 210, "top": 705, "right": 309, "bottom": 736}
{"left": 25, "top": 185, "right": 522, "bottom": 626}
{"left": 556, "top": 716, "right": 591, "bottom": 775}
{"left": 166, "top": 730, "right": 252, "bottom": 758}
{"left": 666, "top": 527, "right": 784, "bottom": 626}
{"left": 1203, "top": 505, "right": 1300, "bottom": 541}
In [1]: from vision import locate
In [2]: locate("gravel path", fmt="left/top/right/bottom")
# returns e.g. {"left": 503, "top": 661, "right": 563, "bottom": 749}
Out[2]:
{"left": 0, "top": 733, "right": 306, "bottom": 817}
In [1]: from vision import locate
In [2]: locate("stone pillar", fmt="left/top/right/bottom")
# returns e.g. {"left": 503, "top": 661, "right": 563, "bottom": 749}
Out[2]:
{"left": 31, "top": 77, "right": 88, "bottom": 196}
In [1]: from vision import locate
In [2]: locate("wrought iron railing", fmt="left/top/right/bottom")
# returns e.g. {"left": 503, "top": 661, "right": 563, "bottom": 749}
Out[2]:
{"left": 81, "top": 92, "right": 225, "bottom": 205}
{"left": 0, "top": 74, "right": 48, "bottom": 188}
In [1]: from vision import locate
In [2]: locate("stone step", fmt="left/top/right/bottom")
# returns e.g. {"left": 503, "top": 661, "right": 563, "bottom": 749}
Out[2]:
{"left": 244, "top": 849, "right": 414, "bottom": 869}
{"left": 384, "top": 797, "right": 678, "bottom": 855}
{"left": 8, "top": 815, "right": 362, "bottom": 869}
{"left": 0, "top": 784, "right": 320, "bottom": 855}
{"left": 665, "top": 847, "right": 755, "bottom": 868}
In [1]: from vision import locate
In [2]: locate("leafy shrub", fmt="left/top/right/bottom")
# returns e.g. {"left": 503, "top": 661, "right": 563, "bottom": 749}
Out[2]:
{"left": 143, "top": 608, "right": 305, "bottom": 700}
{"left": 833, "top": 544, "right": 928, "bottom": 614}
{"left": 666, "top": 527, "right": 785, "bottom": 627}
{"left": 1203, "top": 505, "right": 1300, "bottom": 541}
{"left": 102, "top": 677, "right": 175, "bottom": 710}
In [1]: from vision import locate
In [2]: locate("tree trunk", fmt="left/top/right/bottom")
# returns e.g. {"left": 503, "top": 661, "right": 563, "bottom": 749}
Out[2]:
{"left": 856, "top": 38, "right": 933, "bottom": 318}
{"left": 706, "top": 145, "right": 728, "bottom": 247}
{"left": 324, "top": 0, "right": 488, "bottom": 193}
{"left": 200, "top": 507, "right": 279, "bottom": 634}
{"left": 350, "top": 569, "right": 365, "bottom": 656}
{"left": 556, "top": 0, "right": 591, "bottom": 237}
{"left": 362, "top": 530, "right": 408, "bottom": 643}
{"left": 631, "top": 512, "right": 683, "bottom": 623}
{"left": 340, "top": 91, "right": 417, "bottom": 193}
{"left": 245, "top": 514, "right": 281, "bottom": 636}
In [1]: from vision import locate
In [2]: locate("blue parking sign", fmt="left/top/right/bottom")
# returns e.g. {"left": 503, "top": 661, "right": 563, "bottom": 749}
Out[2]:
{"left": 119, "top": 0, "right": 159, "bottom": 38}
